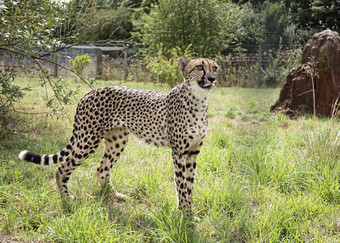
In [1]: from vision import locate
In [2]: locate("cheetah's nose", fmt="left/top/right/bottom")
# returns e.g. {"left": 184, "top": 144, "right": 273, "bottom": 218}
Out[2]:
{"left": 208, "top": 76, "right": 216, "bottom": 82}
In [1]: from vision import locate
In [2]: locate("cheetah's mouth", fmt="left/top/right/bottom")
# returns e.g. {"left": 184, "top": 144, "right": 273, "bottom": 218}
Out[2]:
{"left": 198, "top": 80, "right": 212, "bottom": 89}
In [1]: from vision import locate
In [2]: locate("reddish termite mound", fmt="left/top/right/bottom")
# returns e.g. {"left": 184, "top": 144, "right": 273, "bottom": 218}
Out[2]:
{"left": 270, "top": 30, "right": 340, "bottom": 117}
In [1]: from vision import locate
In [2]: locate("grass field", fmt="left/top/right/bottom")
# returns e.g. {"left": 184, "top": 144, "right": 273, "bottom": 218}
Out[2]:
{"left": 0, "top": 78, "right": 339, "bottom": 242}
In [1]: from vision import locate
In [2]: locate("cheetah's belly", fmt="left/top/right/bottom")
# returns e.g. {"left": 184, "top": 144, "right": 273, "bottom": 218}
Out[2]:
{"left": 124, "top": 109, "right": 169, "bottom": 147}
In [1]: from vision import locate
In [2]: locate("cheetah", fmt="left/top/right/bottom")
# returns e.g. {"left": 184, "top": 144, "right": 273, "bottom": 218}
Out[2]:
{"left": 18, "top": 56, "right": 219, "bottom": 211}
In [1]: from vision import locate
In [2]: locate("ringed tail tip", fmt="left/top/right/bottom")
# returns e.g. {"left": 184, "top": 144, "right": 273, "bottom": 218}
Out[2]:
{"left": 18, "top": 150, "right": 28, "bottom": 160}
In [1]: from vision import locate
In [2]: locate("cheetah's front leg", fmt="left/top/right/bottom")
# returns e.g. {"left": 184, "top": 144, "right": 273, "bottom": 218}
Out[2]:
{"left": 185, "top": 146, "right": 201, "bottom": 207}
{"left": 172, "top": 151, "right": 190, "bottom": 210}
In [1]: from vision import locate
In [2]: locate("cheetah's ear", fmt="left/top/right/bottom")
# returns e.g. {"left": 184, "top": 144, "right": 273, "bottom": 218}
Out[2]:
{"left": 211, "top": 57, "right": 218, "bottom": 63}
{"left": 178, "top": 56, "right": 190, "bottom": 73}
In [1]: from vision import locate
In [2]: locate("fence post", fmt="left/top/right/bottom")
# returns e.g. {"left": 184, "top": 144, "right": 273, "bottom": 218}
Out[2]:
{"left": 96, "top": 49, "right": 102, "bottom": 79}
{"left": 53, "top": 54, "right": 58, "bottom": 77}
{"left": 124, "top": 46, "right": 128, "bottom": 81}
{"left": 257, "top": 44, "right": 262, "bottom": 87}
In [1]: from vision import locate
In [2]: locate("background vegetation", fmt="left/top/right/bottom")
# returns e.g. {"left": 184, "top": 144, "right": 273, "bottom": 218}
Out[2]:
{"left": 2, "top": 0, "right": 340, "bottom": 111}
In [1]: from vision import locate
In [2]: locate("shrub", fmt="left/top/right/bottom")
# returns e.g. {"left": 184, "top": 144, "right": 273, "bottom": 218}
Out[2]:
{"left": 70, "top": 54, "right": 92, "bottom": 81}
{"left": 145, "top": 47, "right": 191, "bottom": 87}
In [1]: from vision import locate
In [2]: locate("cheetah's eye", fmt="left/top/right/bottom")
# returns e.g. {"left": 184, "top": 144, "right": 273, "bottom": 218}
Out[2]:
{"left": 196, "top": 65, "right": 204, "bottom": 71}
{"left": 213, "top": 66, "right": 218, "bottom": 72}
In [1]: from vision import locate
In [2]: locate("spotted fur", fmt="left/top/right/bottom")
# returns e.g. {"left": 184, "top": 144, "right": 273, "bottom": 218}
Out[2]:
{"left": 18, "top": 56, "right": 219, "bottom": 210}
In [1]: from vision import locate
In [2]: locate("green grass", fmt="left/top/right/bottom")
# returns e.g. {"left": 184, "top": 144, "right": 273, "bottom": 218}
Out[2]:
{"left": 1, "top": 78, "right": 340, "bottom": 242}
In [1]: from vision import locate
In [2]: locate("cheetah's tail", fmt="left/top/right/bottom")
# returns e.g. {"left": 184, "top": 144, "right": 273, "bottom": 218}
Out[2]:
{"left": 18, "top": 144, "right": 72, "bottom": 166}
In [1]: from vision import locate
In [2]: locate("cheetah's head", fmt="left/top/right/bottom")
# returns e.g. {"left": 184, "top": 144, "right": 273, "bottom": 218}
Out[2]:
{"left": 179, "top": 56, "right": 219, "bottom": 99}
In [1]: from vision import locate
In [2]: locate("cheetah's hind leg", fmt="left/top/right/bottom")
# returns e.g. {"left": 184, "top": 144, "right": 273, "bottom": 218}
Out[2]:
{"left": 55, "top": 138, "right": 101, "bottom": 199}
{"left": 97, "top": 127, "right": 129, "bottom": 200}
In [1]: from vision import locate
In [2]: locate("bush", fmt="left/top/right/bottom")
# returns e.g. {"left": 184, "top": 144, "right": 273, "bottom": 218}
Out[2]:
{"left": 71, "top": 54, "right": 92, "bottom": 74}
{"left": 261, "top": 47, "right": 302, "bottom": 87}
{"left": 145, "top": 47, "right": 191, "bottom": 87}
{"left": 70, "top": 54, "right": 92, "bottom": 81}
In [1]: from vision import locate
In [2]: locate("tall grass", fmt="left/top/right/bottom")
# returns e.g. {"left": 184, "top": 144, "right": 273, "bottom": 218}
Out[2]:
{"left": 0, "top": 78, "right": 339, "bottom": 242}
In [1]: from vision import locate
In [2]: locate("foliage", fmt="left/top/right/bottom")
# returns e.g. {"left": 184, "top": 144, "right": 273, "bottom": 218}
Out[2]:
{"left": 0, "top": 1, "right": 67, "bottom": 102}
{"left": 0, "top": 69, "right": 26, "bottom": 106}
{"left": 0, "top": 0, "right": 66, "bottom": 54}
{"left": 223, "top": 1, "right": 297, "bottom": 53}
{"left": 260, "top": 2, "right": 296, "bottom": 50}
{"left": 83, "top": 0, "right": 156, "bottom": 9}
{"left": 133, "top": 0, "right": 223, "bottom": 57}
{"left": 0, "top": 0, "right": 92, "bottom": 128}
{"left": 260, "top": 47, "right": 302, "bottom": 87}
{"left": 70, "top": 54, "right": 92, "bottom": 76}
{"left": 145, "top": 46, "right": 191, "bottom": 87}
{"left": 219, "top": 48, "right": 301, "bottom": 88}
{"left": 40, "top": 77, "right": 80, "bottom": 113}
{"left": 75, "top": 8, "right": 133, "bottom": 43}
{"left": 0, "top": 69, "right": 27, "bottom": 132}
{"left": 225, "top": 0, "right": 300, "bottom": 50}
{"left": 285, "top": 0, "right": 340, "bottom": 38}
{"left": 121, "top": 0, "right": 158, "bottom": 9}
{"left": 220, "top": 2, "right": 262, "bottom": 53}
{"left": 261, "top": 56, "right": 287, "bottom": 88}
{"left": 231, "top": 0, "right": 279, "bottom": 4}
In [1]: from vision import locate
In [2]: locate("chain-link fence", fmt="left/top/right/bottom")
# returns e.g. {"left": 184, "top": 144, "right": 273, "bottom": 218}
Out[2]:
{"left": 1, "top": 46, "right": 301, "bottom": 87}
{"left": 0, "top": 45, "right": 128, "bottom": 80}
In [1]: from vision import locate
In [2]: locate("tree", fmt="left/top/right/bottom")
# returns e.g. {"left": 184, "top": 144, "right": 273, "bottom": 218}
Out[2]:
{"left": 76, "top": 8, "right": 133, "bottom": 43}
{"left": 260, "top": 1, "right": 296, "bottom": 50}
{"left": 285, "top": 0, "right": 340, "bottom": 42}
{"left": 220, "top": 2, "right": 263, "bottom": 53}
{"left": 220, "top": 2, "right": 296, "bottom": 53}
{"left": 311, "top": 0, "right": 340, "bottom": 31}
{"left": 133, "top": 0, "right": 224, "bottom": 57}
{"left": 0, "top": 0, "right": 89, "bottom": 123}
{"left": 1, "top": 0, "right": 68, "bottom": 57}
{"left": 229, "top": 0, "right": 282, "bottom": 5}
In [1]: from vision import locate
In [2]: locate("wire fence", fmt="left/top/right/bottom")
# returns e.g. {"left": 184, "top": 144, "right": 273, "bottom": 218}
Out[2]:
{"left": 0, "top": 46, "right": 301, "bottom": 87}
{"left": 0, "top": 45, "right": 128, "bottom": 80}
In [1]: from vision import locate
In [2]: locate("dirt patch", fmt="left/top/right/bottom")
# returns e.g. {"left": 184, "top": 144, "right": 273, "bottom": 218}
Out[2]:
{"left": 0, "top": 235, "right": 46, "bottom": 243}
{"left": 271, "top": 30, "right": 340, "bottom": 117}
